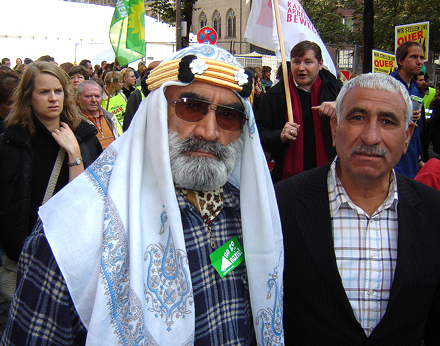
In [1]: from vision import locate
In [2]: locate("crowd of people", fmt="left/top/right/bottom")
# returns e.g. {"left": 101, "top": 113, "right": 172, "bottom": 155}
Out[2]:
{"left": 0, "top": 55, "right": 162, "bottom": 145}
{"left": 0, "top": 41, "right": 440, "bottom": 345}
{"left": 0, "top": 55, "right": 154, "bottom": 304}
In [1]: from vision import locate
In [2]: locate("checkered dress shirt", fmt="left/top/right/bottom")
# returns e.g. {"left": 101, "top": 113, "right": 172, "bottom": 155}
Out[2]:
{"left": 328, "top": 159, "right": 399, "bottom": 336}
{"left": 177, "top": 182, "right": 254, "bottom": 345}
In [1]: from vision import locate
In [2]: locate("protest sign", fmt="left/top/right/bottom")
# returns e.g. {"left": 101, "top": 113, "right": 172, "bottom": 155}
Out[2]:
{"left": 372, "top": 50, "right": 396, "bottom": 74}
{"left": 395, "top": 21, "right": 429, "bottom": 58}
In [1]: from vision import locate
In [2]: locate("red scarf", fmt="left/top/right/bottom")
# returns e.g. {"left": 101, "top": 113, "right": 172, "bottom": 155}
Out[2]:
{"left": 282, "top": 71, "right": 328, "bottom": 179}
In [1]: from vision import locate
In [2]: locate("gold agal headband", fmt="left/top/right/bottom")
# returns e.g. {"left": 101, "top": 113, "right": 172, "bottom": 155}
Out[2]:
{"left": 146, "top": 55, "right": 253, "bottom": 98}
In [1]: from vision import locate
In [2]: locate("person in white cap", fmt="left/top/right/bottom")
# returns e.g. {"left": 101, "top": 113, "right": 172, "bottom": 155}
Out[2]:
{"left": 2, "top": 44, "right": 284, "bottom": 346}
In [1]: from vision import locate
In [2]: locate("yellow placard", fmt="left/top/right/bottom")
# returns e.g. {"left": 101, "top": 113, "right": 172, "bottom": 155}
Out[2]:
{"left": 395, "top": 21, "right": 429, "bottom": 58}
{"left": 372, "top": 50, "right": 396, "bottom": 75}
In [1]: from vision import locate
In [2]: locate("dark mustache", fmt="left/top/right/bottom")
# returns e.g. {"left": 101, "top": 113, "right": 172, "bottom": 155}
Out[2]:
{"left": 351, "top": 145, "right": 388, "bottom": 157}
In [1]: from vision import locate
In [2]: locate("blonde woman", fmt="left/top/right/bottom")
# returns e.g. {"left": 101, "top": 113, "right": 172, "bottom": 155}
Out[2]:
{"left": 0, "top": 62, "right": 102, "bottom": 299}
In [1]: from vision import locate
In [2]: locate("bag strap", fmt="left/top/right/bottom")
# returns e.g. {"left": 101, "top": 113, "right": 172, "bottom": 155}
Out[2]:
{"left": 42, "top": 148, "right": 66, "bottom": 204}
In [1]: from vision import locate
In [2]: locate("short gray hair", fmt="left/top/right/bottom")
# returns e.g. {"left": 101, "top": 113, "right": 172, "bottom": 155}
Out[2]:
{"left": 76, "top": 80, "right": 102, "bottom": 97}
{"left": 335, "top": 73, "right": 412, "bottom": 128}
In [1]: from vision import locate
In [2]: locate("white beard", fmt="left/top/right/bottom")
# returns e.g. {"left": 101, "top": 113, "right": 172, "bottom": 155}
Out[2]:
{"left": 168, "top": 130, "right": 243, "bottom": 190}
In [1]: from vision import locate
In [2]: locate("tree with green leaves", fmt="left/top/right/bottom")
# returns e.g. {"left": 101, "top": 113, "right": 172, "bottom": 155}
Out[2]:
{"left": 348, "top": 0, "right": 440, "bottom": 60}
{"left": 300, "top": 0, "right": 361, "bottom": 47}
{"left": 150, "top": 0, "right": 199, "bottom": 47}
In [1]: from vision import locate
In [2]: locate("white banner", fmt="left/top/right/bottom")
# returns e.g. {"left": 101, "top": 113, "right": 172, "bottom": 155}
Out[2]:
{"left": 245, "top": 0, "right": 336, "bottom": 76}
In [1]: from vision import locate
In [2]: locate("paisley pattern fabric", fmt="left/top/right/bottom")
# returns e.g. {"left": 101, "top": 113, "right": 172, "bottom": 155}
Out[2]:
{"left": 256, "top": 253, "right": 284, "bottom": 345}
{"left": 144, "top": 211, "right": 193, "bottom": 332}
{"left": 86, "top": 149, "right": 147, "bottom": 345}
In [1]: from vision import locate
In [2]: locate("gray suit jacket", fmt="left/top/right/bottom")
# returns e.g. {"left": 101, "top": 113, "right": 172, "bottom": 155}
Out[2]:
{"left": 276, "top": 161, "right": 440, "bottom": 346}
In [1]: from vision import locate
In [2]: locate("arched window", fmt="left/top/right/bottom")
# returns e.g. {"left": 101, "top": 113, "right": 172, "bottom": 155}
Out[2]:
{"left": 199, "top": 12, "right": 207, "bottom": 29}
{"left": 213, "top": 10, "right": 221, "bottom": 38}
{"left": 226, "top": 9, "right": 236, "bottom": 38}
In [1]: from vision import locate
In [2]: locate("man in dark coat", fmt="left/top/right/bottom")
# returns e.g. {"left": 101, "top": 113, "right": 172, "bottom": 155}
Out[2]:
{"left": 277, "top": 73, "right": 440, "bottom": 345}
{"left": 256, "top": 40, "right": 342, "bottom": 183}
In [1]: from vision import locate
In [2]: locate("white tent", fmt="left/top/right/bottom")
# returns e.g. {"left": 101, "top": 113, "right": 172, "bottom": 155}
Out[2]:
{"left": 0, "top": 0, "right": 191, "bottom": 67}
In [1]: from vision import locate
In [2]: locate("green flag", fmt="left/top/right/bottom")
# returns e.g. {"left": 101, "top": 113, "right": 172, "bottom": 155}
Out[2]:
{"left": 110, "top": 0, "right": 145, "bottom": 66}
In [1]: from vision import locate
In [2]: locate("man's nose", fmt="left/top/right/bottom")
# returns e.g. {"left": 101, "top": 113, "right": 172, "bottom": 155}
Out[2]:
{"left": 361, "top": 121, "right": 382, "bottom": 145}
{"left": 193, "top": 109, "right": 220, "bottom": 142}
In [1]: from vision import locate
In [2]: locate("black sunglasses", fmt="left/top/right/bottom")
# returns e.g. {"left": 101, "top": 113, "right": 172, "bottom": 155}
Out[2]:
{"left": 167, "top": 97, "right": 247, "bottom": 131}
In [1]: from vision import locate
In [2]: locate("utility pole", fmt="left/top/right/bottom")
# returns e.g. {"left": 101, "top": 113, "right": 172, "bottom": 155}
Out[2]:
{"left": 176, "top": 0, "right": 182, "bottom": 50}
{"left": 362, "top": 0, "right": 373, "bottom": 73}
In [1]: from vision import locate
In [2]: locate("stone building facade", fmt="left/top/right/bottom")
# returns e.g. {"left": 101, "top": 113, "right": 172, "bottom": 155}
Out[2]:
{"left": 192, "top": 0, "right": 252, "bottom": 55}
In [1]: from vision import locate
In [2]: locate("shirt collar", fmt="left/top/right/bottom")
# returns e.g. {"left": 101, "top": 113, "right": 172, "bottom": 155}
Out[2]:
{"left": 175, "top": 181, "right": 240, "bottom": 212}
{"left": 80, "top": 107, "right": 104, "bottom": 118}
{"left": 328, "top": 157, "right": 398, "bottom": 218}
{"left": 175, "top": 185, "right": 224, "bottom": 225}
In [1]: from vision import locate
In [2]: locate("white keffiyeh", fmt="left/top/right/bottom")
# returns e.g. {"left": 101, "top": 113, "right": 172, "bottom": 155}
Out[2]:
{"left": 39, "top": 45, "right": 284, "bottom": 345}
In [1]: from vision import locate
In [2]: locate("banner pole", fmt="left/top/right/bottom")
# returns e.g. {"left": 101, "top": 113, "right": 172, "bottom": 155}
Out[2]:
{"left": 105, "top": 57, "right": 118, "bottom": 111}
{"left": 272, "top": 0, "right": 293, "bottom": 123}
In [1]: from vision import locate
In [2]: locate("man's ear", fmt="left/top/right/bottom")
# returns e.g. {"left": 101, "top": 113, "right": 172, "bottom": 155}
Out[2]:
{"left": 330, "top": 114, "right": 338, "bottom": 147}
{"left": 402, "top": 122, "right": 415, "bottom": 155}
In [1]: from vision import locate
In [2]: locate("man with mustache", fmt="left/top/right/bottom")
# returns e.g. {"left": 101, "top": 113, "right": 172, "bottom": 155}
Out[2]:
{"left": 2, "top": 45, "right": 284, "bottom": 346}
{"left": 277, "top": 73, "right": 440, "bottom": 345}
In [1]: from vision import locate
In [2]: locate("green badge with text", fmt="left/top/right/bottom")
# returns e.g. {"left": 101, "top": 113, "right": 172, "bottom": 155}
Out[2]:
{"left": 210, "top": 236, "right": 245, "bottom": 278}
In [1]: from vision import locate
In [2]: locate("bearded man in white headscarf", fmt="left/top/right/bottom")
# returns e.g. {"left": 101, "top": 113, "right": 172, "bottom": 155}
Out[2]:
{"left": 2, "top": 44, "right": 284, "bottom": 346}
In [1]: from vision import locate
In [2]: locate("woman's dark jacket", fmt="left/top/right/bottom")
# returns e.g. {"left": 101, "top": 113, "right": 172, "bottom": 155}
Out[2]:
{"left": 0, "top": 119, "right": 102, "bottom": 261}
